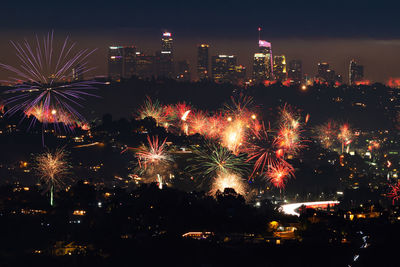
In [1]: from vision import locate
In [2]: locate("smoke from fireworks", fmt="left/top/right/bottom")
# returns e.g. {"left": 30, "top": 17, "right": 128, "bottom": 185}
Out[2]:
{"left": 0, "top": 32, "right": 99, "bottom": 129}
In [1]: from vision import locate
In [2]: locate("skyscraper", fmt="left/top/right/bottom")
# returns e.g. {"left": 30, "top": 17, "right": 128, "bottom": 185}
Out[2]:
{"left": 108, "top": 46, "right": 124, "bottom": 80}
{"left": 197, "top": 44, "right": 209, "bottom": 80}
{"left": 123, "top": 46, "right": 136, "bottom": 79}
{"left": 288, "top": 60, "right": 302, "bottom": 84}
{"left": 135, "top": 51, "right": 155, "bottom": 79}
{"left": 156, "top": 31, "right": 174, "bottom": 78}
{"left": 252, "top": 40, "right": 273, "bottom": 83}
{"left": 349, "top": 60, "right": 364, "bottom": 85}
{"left": 316, "top": 62, "right": 341, "bottom": 84}
{"left": 273, "top": 55, "right": 287, "bottom": 82}
{"left": 107, "top": 46, "right": 137, "bottom": 80}
{"left": 211, "top": 55, "right": 237, "bottom": 83}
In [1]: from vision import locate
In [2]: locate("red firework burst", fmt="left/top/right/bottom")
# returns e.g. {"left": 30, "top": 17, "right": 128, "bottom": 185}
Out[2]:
{"left": 136, "top": 136, "right": 170, "bottom": 169}
{"left": 266, "top": 162, "right": 294, "bottom": 189}
{"left": 244, "top": 125, "right": 288, "bottom": 179}
{"left": 388, "top": 182, "right": 400, "bottom": 205}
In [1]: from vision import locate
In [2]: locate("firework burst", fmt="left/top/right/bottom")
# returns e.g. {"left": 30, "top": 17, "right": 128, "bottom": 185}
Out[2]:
{"left": 138, "top": 96, "right": 168, "bottom": 126}
{"left": 0, "top": 32, "right": 99, "bottom": 130}
{"left": 314, "top": 121, "right": 337, "bottom": 149}
{"left": 388, "top": 181, "right": 400, "bottom": 205}
{"left": 188, "top": 110, "right": 208, "bottom": 135}
{"left": 209, "top": 172, "right": 247, "bottom": 197}
{"left": 188, "top": 142, "right": 248, "bottom": 178}
{"left": 135, "top": 135, "right": 173, "bottom": 187}
{"left": 265, "top": 162, "right": 294, "bottom": 189}
{"left": 338, "top": 123, "right": 353, "bottom": 153}
{"left": 35, "top": 148, "right": 70, "bottom": 206}
{"left": 221, "top": 118, "right": 246, "bottom": 154}
{"left": 244, "top": 126, "right": 280, "bottom": 176}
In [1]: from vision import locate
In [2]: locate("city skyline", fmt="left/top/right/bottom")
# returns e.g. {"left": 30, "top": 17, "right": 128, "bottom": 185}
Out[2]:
{"left": 0, "top": 29, "right": 400, "bottom": 83}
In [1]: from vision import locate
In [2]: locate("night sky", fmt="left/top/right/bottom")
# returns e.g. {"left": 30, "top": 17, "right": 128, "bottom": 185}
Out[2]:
{"left": 1, "top": 0, "right": 400, "bottom": 82}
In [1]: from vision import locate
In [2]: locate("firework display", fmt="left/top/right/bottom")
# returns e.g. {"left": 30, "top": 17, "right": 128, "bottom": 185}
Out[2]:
{"left": 0, "top": 32, "right": 98, "bottom": 129}
{"left": 35, "top": 148, "right": 70, "bottom": 206}
{"left": 133, "top": 95, "right": 307, "bottom": 193}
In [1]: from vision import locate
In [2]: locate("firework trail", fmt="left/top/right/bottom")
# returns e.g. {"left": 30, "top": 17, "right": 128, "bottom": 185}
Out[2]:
{"left": 35, "top": 148, "right": 70, "bottom": 206}
{"left": 338, "top": 123, "right": 353, "bottom": 153}
{"left": 0, "top": 32, "right": 99, "bottom": 132}
{"left": 209, "top": 172, "right": 247, "bottom": 197}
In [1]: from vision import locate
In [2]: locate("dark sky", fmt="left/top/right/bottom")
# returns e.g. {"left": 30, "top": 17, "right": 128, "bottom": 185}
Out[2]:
{"left": 1, "top": 0, "right": 400, "bottom": 82}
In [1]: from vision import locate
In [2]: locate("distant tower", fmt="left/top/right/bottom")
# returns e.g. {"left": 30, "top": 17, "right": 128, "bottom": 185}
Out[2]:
{"left": 288, "top": 60, "right": 302, "bottom": 84}
{"left": 123, "top": 46, "right": 137, "bottom": 79}
{"left": 273, "top": 55, "right": 287, "bottom": 82}
{"left": 253, "top": 40, "right": 273, "bottom": 83}
{"left": 108, "top": 46, "right": 124, "bottom": 80}
{"left": 197, "top": 44, "right": 209, "bottom": 80}
{"left": 349, "top": 60, "right": 364, "bottom": 85}
{"left": 156, "top": 31, "right": 174, "bottom": 78}
{"left": 211, "top": 55, "right": 237, "bottom": 83}
{"left": 252, "top": 28, "right": 273, "bottom": 83}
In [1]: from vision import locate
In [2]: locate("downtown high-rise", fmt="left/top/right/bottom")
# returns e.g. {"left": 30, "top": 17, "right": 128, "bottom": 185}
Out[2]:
{"left": 273, "top": 55, "right": 287, "bottom": 82}
{"left": 107, "top": 46, "right": 137, "bottom": 80}
{"left": 155, "top": 31, "right": 174, "bottom": 78}
{"left": 197, "top": 44, "right": 209, "bottom": 80}
{"left": 349, "top": 60, "right": 364, "bottom": 85}
{"left": 253, "top": 40, "right": 273, "bottom": 83}
{"left": 287, "top": 60, "right": 302, "bottom": 84}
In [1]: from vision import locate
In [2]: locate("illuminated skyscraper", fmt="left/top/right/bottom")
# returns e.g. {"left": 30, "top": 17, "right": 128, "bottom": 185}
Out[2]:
{"left": 135, "top": 51, "right": 154, "bottom": 79}
{"left": 107, "top": 46, "right": 137, "bottom": 80}
{"left": 252, "top": 40, "right": 273, "bottom": 83}
{"left": 156, "top": 31, "right": 174, "bottom": 78}
{"left": 288, "top": 60, "right": 302, "bottom": 84}
{"left": 197, "top": 44, "right": 209, "bottom": 80}
{"left": 108, "top": 46, "right": 124, "bottom": 80}
{"left": 316, "top": 62, "right": 341, "bottom": 84}
{"left": 273, "top": 55, "right": 287, "bottom": 82}
{"left": 161, "top": 31, "right": 173, "bottom": 53}
{"left": 211, "top": 55, "right": 237, "bottom": 83}
{"left": 349, "top": 60, "right": 364, "bottom": 85}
